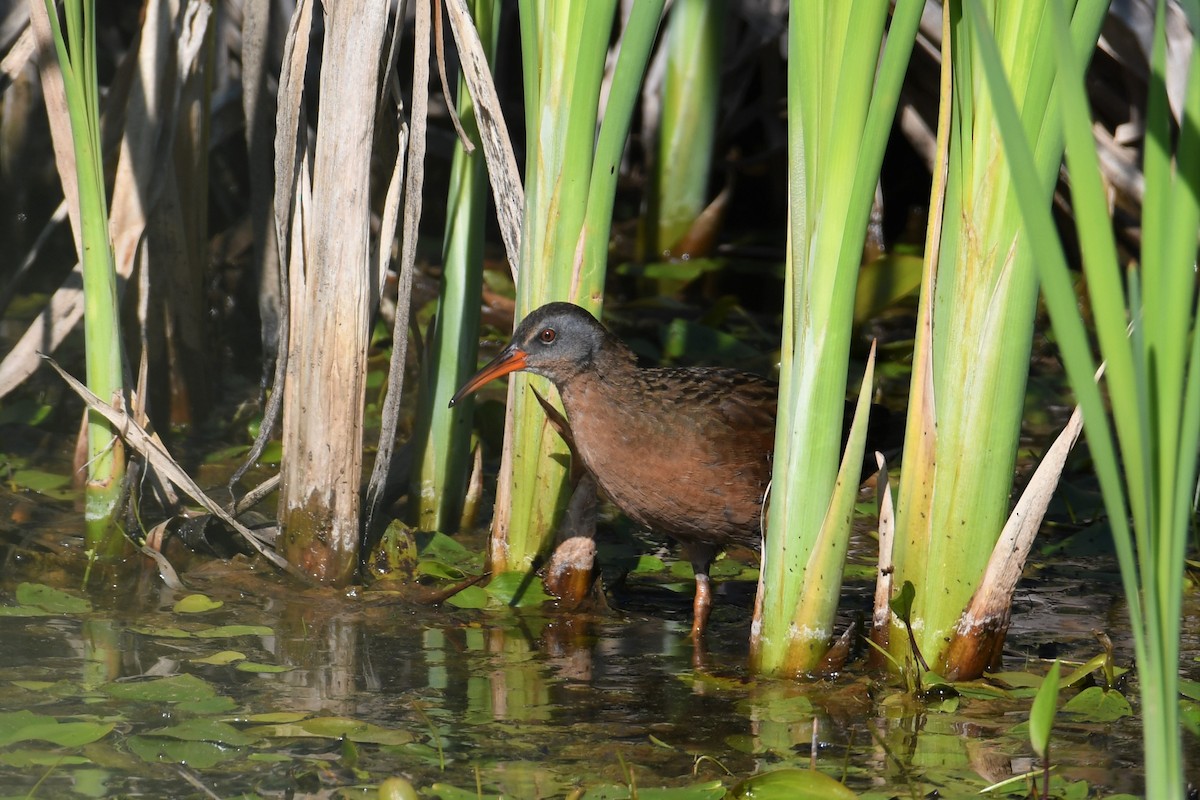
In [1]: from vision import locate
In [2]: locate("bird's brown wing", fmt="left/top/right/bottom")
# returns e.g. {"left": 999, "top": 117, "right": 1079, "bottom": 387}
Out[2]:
{"left": 649, "top": 365, "right": 778, "bottom": 478}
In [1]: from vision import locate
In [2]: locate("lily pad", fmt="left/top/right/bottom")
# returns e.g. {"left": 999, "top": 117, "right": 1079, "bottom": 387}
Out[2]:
{"left": 0, "top": 711, "right": 113, "bottom": 747}
{"left": 377, "top": 777, "right": 421, "bottom": 800}
{"left": 191, "top": 650, "right": 246, "bottom": 666}
{"left": 728, "top": 768, "right": 857, "bottom": 799}
{"left": 101, "top": 674, "right": 216, "bottom": 704}
{"left": 444, "top": 585, "right": 487, "bottom": 609}
{"left": 241, "top": 711, "right": 310, "bottom": 724}
{"left": 737, "top": 694, "right": 813, "bottom": 724}
{"left": 9, "top": 681, "right": 55, "bottom": 692}
{"left": 418, "top": 531, "right": 473, "bottom": 564}
{"left": 144, "top": 718, "right": 260, "bottom": 746}
{"left": 173, "top": 594, "right": 224, "bottom": 614}
{"left": 0, "top": 749, "right": 91, "bottom": 767}
{"left": 245, "top": 716, "right": 414, "bottom": 746}
{"left": 128, "top": 625, "right": 194, "bottom": 638}
{"left": 0, "top": 606, "right": 51, "bottom": 618}
{"left": 193, "top": 624, "right": 274, "bottom": 638}
{"left": 578, "top": 784, "right": 726, "bottom": 800}
{"left": 430, "top": 785, "right": 495, "bottom": 800}
{"left": 235, "top": 661, "right": 294, "bottom": 674}
{"left": 629, "top": 555, "right": 666, "bottom": 574}
{"left": 416, "top": 560, "right": 466, "bottom": 580}
{"left": 15, "top": 583, "right": 92, "bottom": 614}
{"left": 485, "top": 571, "right": 553, "bottom": 607}
{"left": 126, "top": 735, "right": 242, "bottom": 768}
{"left": 9, "top": 468, "right": 71, "bottom": 495}
{"left": 631, "top": 785, "right": 726, "bottom": 800}
{"left": 1062, "top": 686, "right": 1132, "bottom": 721}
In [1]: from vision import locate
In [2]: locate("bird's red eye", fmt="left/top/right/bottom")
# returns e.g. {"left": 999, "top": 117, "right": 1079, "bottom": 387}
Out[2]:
{"left": 539, "top": 328, "right": 556, "bottom": 344}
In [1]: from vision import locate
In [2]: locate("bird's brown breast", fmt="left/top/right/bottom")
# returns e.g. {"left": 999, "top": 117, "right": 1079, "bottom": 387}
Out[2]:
{"left": 559, "top": 365, "right": 776, "bottom": 551}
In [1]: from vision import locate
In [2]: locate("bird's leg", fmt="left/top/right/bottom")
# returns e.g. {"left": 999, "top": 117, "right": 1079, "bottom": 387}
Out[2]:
{"left": 691, "top": 571, "right": 712, "bottom": 640}
{"left": 682, "top": 543, "right": 719, "bottom": 641}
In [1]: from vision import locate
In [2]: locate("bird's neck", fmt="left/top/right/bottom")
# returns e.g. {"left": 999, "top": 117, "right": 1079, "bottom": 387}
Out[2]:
{"left": 558, "top": 337, "right": 638, "bottom": 398}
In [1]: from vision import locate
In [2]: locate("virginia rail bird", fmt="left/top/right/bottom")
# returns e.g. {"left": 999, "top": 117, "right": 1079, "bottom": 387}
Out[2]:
{"left": 451, "top": 302, "right": 880, "bottom": 638}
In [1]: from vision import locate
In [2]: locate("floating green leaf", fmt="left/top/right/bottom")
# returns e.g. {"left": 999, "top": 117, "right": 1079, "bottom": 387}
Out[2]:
{"left": 627, "top": 785, "right": 726, "bottom": 800}
{"left": 126, "top": 736, "right": 242, "bottom": 769}
{"left": 485, "top": 571, "right": 553, "bottom": 607}
{"left": 9, "top": 469, "right": 72, "bottom": 496}
{"left": 577, "top": 783, "right": 726, "bottom": 800}
{"left": 1061, "top": 686, "right": 1133, "bottom": 721}
{"left": 737, "top": 694, "right": 813, "bottom": 724}
{"left": 0, "top": 749, "right": 91, "bottom": 767}
{"left": 10, "top": 681, "right": 55, "bottom": 692}
{"left": 173, "top": 594, "right": 224, "bottom": 614}
{"left": 245, "top": 716, "right": 414, "bottom": 746}
{"left": 193, "top": 624, "right": 274, "bottom": 638}
{"left": 144, "top": 718, "right": 260, "bottom": 747}
{"left": 629, "top": 555, "right": 666, "bottom": 574}
{"left": 0, "top": 711, "right": 113, "bottom": 747}
{"left": 191, "top": 650, "right": 246, "bottom": 666}
{"left": 0, "top": 606, "right": 51, "bottom": 618}
{"left": 727, "top": 768, "right": 857, "bottom": 799}
{"left": 444, "top": 585, "right": 487, "bottom": 609}
{"left": 101, "top": 674, "right": 216, "bottom": 704}
{"left": 248, "top": 752, "right": 293, "bottom": 763}
{"left": 987, "top": 671, "right": 1044, "bottom": 688}
{"left": 235, "top": 662, "right": 294, "bottom": 674}
{"left": 954, "top": 682, "right": 1012, "bottom": 701}
{"left": 128, "top": 625, "right": 194, "bottom": 638}
{"left": 16, "top": 583, "right": 92, "bottom": 614}
{"left": 430, "top": 785, "right": 492, "bottom": 800}
{"left": 415, "top": 560, "right": 465, "bottom": 580}
{"left": 377, "top": 777, "right": 421, "bottom": 800}
{"left": 10, "top": 680, "right": 90, "bottom": 699}
{"left": 418, "top": 531, "right": 473, "bottom": 564}
{"left": 241, "top": 711, "right": 310, "bottom": 724}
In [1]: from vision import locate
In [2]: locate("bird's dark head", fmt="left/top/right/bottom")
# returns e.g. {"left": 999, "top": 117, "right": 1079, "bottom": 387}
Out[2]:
{"left": 449, "top": 302, "right": 611, "bottom": 407}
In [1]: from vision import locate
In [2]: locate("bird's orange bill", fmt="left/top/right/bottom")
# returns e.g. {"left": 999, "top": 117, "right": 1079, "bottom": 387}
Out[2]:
{"left": 449, "top": 347, "right": 529, "bottom": 407}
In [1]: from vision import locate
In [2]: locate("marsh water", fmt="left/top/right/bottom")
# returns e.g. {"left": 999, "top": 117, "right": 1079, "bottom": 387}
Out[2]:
{"left": 0, "top": 296, "right": 1196, "bottom": 798}
{"left": 1, "top": 477, "right": 1196, "bottom": 799}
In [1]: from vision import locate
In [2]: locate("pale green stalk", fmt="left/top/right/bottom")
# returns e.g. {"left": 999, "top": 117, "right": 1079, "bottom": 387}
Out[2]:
{"left": 751, "top": 0, "right": 922, "bottom": 675}
{"left": 44, "top": 0, "right": 127, "bottom": 557}
{"left": 886, "top": 0, "right": 1107, "bottom": 676}
{"left": 970, "top": 0, "right": 1195, "bottom": 791}
{"left": 411, "top": 0, "right": 499, "bottom": 533}
{"left": 490, "top": 1, "right": 663, "bottom": 574}
{"left": 492, "top": 0, "right": 618, "bottom": 574}
{"left": 578, "top": 0, "right": 667, "bottom": 299}
{"left": 646, "top": 0, "right": 725, "bottom": 263}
